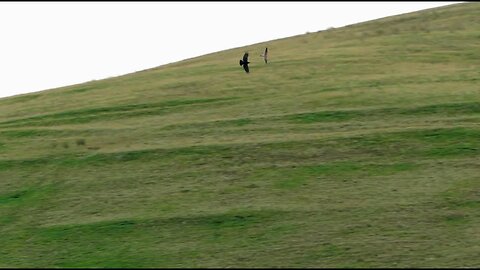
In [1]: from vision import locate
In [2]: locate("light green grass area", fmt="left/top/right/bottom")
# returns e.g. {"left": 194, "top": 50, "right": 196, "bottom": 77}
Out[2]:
{"left": 1, "top": 3, "right": 479, "bottom": 267}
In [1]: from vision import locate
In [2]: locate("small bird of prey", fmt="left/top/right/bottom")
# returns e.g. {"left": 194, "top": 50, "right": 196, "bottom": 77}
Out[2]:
{"left": 239, "top": 52, "right": 250, "bottom": 73}
{"left": 260, "top": 47, "right": 268, "bottom": 63}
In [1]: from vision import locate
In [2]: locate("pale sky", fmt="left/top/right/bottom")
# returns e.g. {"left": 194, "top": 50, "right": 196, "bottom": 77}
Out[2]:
{"left": 0, "top": 1, "right": 461, "bottom": 99}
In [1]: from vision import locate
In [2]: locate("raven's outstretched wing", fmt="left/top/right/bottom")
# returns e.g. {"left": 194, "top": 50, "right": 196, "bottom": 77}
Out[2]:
{"left": 243, "top": 63, "right": 249, "bottom": 73}
{"left": 243, "top": 52, "right": 249, "bottom": 63}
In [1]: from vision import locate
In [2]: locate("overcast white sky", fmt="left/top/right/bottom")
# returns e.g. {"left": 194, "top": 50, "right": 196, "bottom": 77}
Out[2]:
{"left": 0, "top": 1, "right": 461, "bottom": 99}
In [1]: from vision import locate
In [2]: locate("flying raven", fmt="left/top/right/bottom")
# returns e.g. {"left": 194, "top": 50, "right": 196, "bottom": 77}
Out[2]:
{"left": 260, "top": 47, "right": 268, "bottom": 63}
{"left": 239, "top": 52, "right": 249, "bottom": 73}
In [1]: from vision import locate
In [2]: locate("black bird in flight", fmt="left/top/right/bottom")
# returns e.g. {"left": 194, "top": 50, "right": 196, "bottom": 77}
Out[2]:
{"left": 239, "top": 52, "right": 250, "bottom": 73}
{"left": 260, "top": 47, "right": 268, "bottom": 63}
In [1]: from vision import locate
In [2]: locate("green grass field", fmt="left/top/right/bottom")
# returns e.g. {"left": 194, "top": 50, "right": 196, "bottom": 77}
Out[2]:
{"left": 1, "top": 3, "right": 479, "bottom": 267}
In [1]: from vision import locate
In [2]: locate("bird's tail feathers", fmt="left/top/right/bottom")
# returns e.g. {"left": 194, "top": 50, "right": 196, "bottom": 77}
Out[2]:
{"left": 239, "top": 60, "right": 243, "bottom": 66}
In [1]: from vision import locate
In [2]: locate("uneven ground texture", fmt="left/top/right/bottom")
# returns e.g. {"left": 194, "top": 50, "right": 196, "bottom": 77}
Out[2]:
{"left": 0, "top": 3, "right": 479, "bottom": 268}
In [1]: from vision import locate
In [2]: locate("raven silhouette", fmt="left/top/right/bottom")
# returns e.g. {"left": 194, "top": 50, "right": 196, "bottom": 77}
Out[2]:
{"left": 260, "top": 47, "right": 268, "bottom": 63}
{"left": 239, "top": 52, "right": 249, "bottom": 73}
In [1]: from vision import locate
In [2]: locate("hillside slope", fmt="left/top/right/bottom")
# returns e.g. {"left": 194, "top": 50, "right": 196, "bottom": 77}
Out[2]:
{"left": 1, "top": 3, "right": 479, "bottom": 267}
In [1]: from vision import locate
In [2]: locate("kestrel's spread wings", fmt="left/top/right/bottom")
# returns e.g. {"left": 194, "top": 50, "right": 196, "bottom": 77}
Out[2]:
{"left": 262, "top": 47, "right": 268, "bottom": 63}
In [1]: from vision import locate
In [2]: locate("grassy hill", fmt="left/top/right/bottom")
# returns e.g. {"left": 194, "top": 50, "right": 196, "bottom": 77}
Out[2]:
{"left": 1, "top": 2, "right": 479, "bottom": 267}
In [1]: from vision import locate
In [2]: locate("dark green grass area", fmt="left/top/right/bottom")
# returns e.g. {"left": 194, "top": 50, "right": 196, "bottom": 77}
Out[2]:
{"left": 2, "top": 210, "right": 295, "bottom": 268}
{"left": 1, "top": 151, "right": 479, "bottom": 268}
{"left": 0, "top": 126, "right": 477, "bottom": 173}
{"left": 0, "top": 97, "right": 238, "bottom": 128}
{"left": 161, "top": 101, "right": 480, "bottom": 132}
{"left": 0, "top": 2, "right": 480, "bottom": 268}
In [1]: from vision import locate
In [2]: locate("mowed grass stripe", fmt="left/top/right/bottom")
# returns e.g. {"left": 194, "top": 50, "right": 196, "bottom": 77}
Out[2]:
{"left": 1, "top": 100, "right": 478, "bottom": 140}
{"left": 0, "top": 97, "right": 238, "bottom": 127}
{"left": 0, "top": 126, "right": 478, "bottom": 172}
